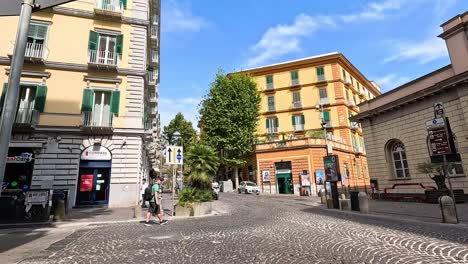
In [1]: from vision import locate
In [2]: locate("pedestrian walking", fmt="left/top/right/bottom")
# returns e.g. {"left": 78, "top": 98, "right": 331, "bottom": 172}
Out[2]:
{"left": 140, "top": 179, "right": 148, "bottom": 208}
{"left": 145, "top": 178, "right": 168, "bottom": 226}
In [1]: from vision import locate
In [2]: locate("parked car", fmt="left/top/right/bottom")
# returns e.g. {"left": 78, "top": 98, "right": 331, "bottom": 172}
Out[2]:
{"left": 238, "top": 181, "right": 260, "bottom": 195}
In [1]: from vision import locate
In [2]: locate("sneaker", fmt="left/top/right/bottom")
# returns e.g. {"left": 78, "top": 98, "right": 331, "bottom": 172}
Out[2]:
{"left": 160, "top": 220, "right": 168, "bottom": 226}
{"left": 144, "top": 221, "right": 153, "bottom": 227}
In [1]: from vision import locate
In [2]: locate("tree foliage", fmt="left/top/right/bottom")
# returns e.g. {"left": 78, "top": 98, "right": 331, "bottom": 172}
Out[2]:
{"left": 163, "top": 112, "right": 197, "bottom": 150}
{"left": 199, "top": 71, "right": 261, "bottom": 168}
{"left": 185, "top": 144, "right": 220, "bottom": 189}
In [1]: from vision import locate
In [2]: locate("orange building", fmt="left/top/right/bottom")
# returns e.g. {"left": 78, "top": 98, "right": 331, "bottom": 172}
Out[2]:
{"left": 237, "top": 53, "right": 381, "bottom": 195}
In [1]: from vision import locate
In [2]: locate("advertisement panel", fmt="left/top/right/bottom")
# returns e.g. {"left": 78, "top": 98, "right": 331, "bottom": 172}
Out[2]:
{"left": 323, "top": 155, "right": 340, "bottom": 182}
{"left": 80, "top": 174, "right": 94, "bottom": 192}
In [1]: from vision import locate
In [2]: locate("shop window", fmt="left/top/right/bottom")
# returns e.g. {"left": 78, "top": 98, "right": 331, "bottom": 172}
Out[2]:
{"left": 3, "top": 148, "right": 35, "bottom": 191}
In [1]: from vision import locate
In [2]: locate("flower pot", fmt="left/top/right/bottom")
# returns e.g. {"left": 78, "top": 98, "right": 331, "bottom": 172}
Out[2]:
{"left": 175, "top": 205, "right": 192, "bottom": 217}
{"left": 425, "top": 189, "right": 465, "bottom": 204}
{"left": 192, "top": 202, "right": 212, "bottom": 216}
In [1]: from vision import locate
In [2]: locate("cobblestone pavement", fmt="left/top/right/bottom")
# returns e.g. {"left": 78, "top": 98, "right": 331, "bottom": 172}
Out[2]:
{"left": 18, "top": 193, "right": 468, "bottom": 264}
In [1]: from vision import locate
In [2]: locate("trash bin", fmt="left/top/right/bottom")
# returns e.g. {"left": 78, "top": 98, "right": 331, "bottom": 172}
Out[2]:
{"left": 52, "top": 189, "right": 68, "bottom": 218}
{"left": 350, "top": 191, "right": 360, "bottom": 211}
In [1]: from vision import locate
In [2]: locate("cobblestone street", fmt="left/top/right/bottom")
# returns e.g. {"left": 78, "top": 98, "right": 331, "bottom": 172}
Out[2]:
{"left": 18, "top": 193, "right": 468, "bottom": 264}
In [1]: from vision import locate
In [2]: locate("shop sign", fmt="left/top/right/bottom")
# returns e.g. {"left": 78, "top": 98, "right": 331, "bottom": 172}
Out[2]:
{"left": 315, "top": 170, "right": 324, "bottom": 185}
{"left": 80, "top": 174, "right": 94, "bottom": 192}
{"left": 323, "top": 155, "right": 340, "bottom": 182}
{"left": 262, "top": 170, "right": 271, "bottom": 182}
{"left": 81, "top": 146, "right": 111, "bottom": 161}
{"left": 6, "top": 152, "right": 33, "bottom": 163}
{"left": 300, "top": 170, "right": 311, "bottom": 187}
{"left": 26, "top": 191, "right": 49, "bottom": 204}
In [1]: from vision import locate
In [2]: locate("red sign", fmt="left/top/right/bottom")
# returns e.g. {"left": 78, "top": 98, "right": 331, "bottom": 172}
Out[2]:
{"left": 80, "top": 174, "right": 94, "bottom": 192}
{"left": 428, "top": 128, "right": 451, "bottom": 155}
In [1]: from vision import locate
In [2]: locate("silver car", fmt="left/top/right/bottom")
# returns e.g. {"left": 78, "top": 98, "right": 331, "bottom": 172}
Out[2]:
{"left": 238, "top": 181, "right": 260, "bottom": 195}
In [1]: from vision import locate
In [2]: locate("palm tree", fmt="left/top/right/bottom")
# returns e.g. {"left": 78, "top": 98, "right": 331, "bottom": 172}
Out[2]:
{"left": 185, "top": 144, "right": 220, "bottom": 189}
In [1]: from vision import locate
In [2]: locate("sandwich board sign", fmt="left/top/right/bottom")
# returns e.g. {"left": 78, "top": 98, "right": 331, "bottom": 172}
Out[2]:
{"left": 165, "top": 146, "right": 183, "bottom": 165}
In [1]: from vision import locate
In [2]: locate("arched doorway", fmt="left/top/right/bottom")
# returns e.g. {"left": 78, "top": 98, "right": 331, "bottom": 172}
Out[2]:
{"left": 76, "top": 145, "right": 112, "bottom": 206}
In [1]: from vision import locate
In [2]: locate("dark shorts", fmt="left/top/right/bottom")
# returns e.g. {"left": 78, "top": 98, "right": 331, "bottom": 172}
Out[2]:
{"left": 148, "top": 202, "right": 160, "bottom": 215}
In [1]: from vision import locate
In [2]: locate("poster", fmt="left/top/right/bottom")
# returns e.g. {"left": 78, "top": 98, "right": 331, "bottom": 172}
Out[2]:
{"left": 315, "top": 170, "right": 324, "bottom": 185}
{"left": 80, "top": 174, "right": 94, "bottom": 192}
{"left": 323, "top": 155, "right": 340, "bottom": 182}
{"left": 262, "top": 170, "right": 271, "bottom": 182}
{"left": 300, "top": 171, "right": 311, "bottom": 187}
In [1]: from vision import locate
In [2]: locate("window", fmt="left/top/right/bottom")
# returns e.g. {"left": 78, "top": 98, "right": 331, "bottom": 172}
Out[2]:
{"left": 363, "top": 166, "right": 369, "bottom": 178}
{"left": 356, "top": 164, "right": 361, "bottom": 178}
{"left": 344, "top": 163, "right": 350, "bottom": 178}
{"left": 266, "top": 75, "right": 273, "bottom": 89}
{"left": 292, "top": 92, "right": 301, "bottom": 108}
{"left": 267, "top": 96, "right": 275, "bottom": 112}
{"left": 88, "top": 31, "right": 123, "bottom": 65}
{"left": 352, "top": 135, "right": 358, "bottom": 151}
{"left": 266, "top": 117, "right": 278, "bottom": 133}
{"left": 342, "top": 69, "right": 346, "bottom": 80}
{"left": 319, "top": 88, "right": 327, "bottom": 99}
{"left": 81, "top": 89, "right": 120, "bottom": 127}
{"left": 0, "top": 84, "right": 47, "bottom": 125}
{"left": 291, "top": 71, "right": 299, "bottom": 85}
{"left": 316, "top": 67, "right": 325, "bottom": 81}
{"left": 346, "top": 89, "right": 350, "bottom": 100}
{"left": 360, "top": 138, "right": 366, "bottom": 151}
{"left": 26, "top": 23, "right": 48, "bottom": 58}
{"left": 292, "top": 115, "right": 305, "bottom": 131}
{"left": 322, "top": 110, "right": 331, "bottom": 127}
{"left": 350, "top": 76, "right": 354, "bottom": 85}
{"left": 353, "top": 95, "right": 357, "bottom": 104}
{"left": 388, "top": 141, "right": 410, "bottom": 178}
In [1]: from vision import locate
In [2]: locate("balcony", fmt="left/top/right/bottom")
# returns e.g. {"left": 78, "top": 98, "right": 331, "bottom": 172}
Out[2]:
{"left": 266, "top": 83, "right": 274, "bottom": 90}
{"left": 291, "top": 79, "right": 299, "bottom": 86}
{"left": 319, "top": 97, "right": 330, "bottom": 105}
{"left": 359, "top": 90, "right": 366, "bottom": 97}
{"left": 256, "top": 137, "right": 348, "bottom": 152}
{"left": 81, "top": 111, "right": 113, "bottom": 132}
{"left": 8, "top": 42, "right": 49, "bottom": 63}
{"left": 343, "top": 78, "right": 352, "bottom": 87}
{"left": 350, "top": 122, "right": 361, "bottom": 131}
{"left": 267, "top": 127, "right": 278, "bottom": 134}
{"left": 317, "top": 75, "right": 326, "bottom": 82}
{"left": 150, "top": 26, "right": 158, "bottom": 40}
{"left": 149, "top": 96, "right": 157, "bottom": 104}
{"left": 88, "top": 49, "right": 119, "bottom": 69}
{"left": 294, "top": 124, "right": 304, "bottom": 131}
{"left": 323, "top": 120, "right": 332, "bottom": 128}
{"left": 151, "top": 53, "right": 159, "bottom": 65}
{"left": 94, "top": 0, "right": 123, "bottom": 17}
{"left": 355, "top": 146, "right": 365, "bottom": 154}
{"left": 147, "top": 71, "right": 157, "bottom": 86}
{"left": 267, "top": 106, "right": 275, "bottom": 112}
{"left": 292, "top": 101, "right": 302, "bottom": 109}
{"left": 7, "top": 107, "right": 39, "bottom": 130}
{"left": 347, "top": 100, "right": 357, "bottom": 107}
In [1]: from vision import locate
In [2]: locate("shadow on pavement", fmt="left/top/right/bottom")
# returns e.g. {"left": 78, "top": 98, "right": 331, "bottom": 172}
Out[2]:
{"left": 300, "top": 206, "right": 468, "bottom": 244}
{"left": 0, "top": 229, "right": 48, "bottom": 253}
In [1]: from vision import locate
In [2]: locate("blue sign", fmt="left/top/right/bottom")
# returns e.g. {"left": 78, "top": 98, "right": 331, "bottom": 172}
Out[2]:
{"left": 176, "top": 153, "right": 182, "bottom": 161}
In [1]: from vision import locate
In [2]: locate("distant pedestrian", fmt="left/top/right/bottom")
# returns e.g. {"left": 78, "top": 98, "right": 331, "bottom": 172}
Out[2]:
{"left": 140, "top": 179, "right": 148, "bottom": 208}
{"left": 145, "top": 178, "right": 168, "bottom": 226}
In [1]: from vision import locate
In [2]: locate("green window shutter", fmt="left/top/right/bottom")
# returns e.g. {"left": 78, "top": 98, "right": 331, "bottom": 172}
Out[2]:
{"left": 292, "top": 116, "right": 296, "bottom": 126}
{"left": 323, "top": 111, "right": 330, "bottom": 121}
{"left": 266, "top": 75, "right": 273, "bottom": 84}
{"left": 266, "top": 119, "right": 270, "bottom": 129}
{"left": 116, "top": 34, "right": 123, "bottom": 56}
{"left": 88, "top": 31, "right": 99, "bottom": 50}
{"left": 110, "top": 90, "right": 120, "bottom": 116}
{"left": 0, "top": 83, "right": 7, "bottom": 110}
{"left": 301, "top": 115, "right": 305, "bottom": 125}
{"left": 120, "top": 0, "right": 127, "bottom": 9}
{"left": 33, "top": 85, "right": 47, "bottom": 112}
{"left": 291, "top": 71, "right": 298, "bottom": 80}
{"left": 81, "top": 89, "right": 94, "bottom": 112}
{"left": 316, "top": 67, "right": 324, "bottom": 76}
{"left": 274, "top": 117, "right": 278, "bottom": 127}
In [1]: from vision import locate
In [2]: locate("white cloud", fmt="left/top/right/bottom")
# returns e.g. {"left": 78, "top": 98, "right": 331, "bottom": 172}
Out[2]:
{"left": 158, "top": 97, "right": 201, "bottom": 130}
{"left": 162, "top": 0, "right": 208, "bottom": 33}
{"left": 246, "top": 0, "right": 412, "bottom": 67}
{"left": 374, "top": 73, "right": 411, "bottom": 92}
{"left": 383, "top": 37, "right": 448, "bottom": 64}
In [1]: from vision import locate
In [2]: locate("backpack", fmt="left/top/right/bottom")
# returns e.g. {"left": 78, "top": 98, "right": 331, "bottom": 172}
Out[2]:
{"left": 144, "top": 184, "right": 153, "bottom": 201}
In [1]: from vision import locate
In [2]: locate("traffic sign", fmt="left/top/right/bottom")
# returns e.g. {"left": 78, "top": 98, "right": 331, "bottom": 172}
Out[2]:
{"left": 165, "top": 146, "right": 183, "bottom": 165}
{"left": 425, "top": 118, "right": 445, "bottom": 130}
{"left": 0, "top": 0, "right": 76, "bottom": 16}
{"left": 433, "top": 102, "right": 445, "bottom": 119}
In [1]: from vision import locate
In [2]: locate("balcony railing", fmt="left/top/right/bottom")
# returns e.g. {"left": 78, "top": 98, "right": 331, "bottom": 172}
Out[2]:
{"left": 344, "top": 78, "right": 352, "bottom": 86}
{"left": 94, "top": 0, "right": 123, "bottom": 14}
{"left": 9, "top": 42, "right": 49, "bottom": 61}
{"left": 292, "top": 101, "right": 302, "bottom": 109}
{"left": 267, "top": 106, "right": 275, "bottom": 112}
{"left": 291, "top": 79, "right": 299, "bottom": 86}
{"left": 81, "top": 111, "right": 113, "bottom": 128}
{"left": 347, "top": 100, "right": 357, "bottom": 107}
{"left": 350, "top": 122, "right": 360, "bottom": 131}
{"left": 266, "top": 83, "right": 274, "bottom": 90}
{"left": 147, "top": 71, "right": 157, "bottom": 85}
{"left": 294, "top": 124, "right": 304, "bottom": 131}
{"left": 319, "top": 97, "right": 330, "bottom": 105}
{"left": 150, "top": 26, "right": 158, "bottom": 39}
{"left": 322, "top": 120, "right": 332, "bottom": 128}
{"left": 267, "top": 127, "right": 278, "bottom": 134}
{"left": 317, "top": 75, "right": 326, "bottom": 82}
{"left": 88, "top": 49, "right": 118, "bottom": 66}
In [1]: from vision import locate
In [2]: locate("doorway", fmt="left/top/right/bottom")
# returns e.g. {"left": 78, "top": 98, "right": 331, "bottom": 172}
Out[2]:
{"left": 275, "top": 161, "right": 293, "bottom": 194}
{"left": 76, "top": 166, "right": 110, "bottom": 206}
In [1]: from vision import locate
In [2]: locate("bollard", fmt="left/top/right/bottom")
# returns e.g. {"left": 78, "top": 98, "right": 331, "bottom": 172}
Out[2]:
{"left": 53, "top": 199, "right": 66, "bottom": 221}
{"left": 358, "top": 192, "right": 369, "bottom": 214}
{"left": 439, "top": 196, "right": 458, "bottom": 224}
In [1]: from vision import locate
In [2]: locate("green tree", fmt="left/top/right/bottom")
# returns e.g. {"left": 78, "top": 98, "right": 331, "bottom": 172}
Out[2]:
{"left": 199, "top": 70, "right": 261, "bottom": 188}
{"left": 163, "top": 112, "right": 197, "bottom": 150}
{"left": 185, "top": 144, "right": 220, "bottom": 177}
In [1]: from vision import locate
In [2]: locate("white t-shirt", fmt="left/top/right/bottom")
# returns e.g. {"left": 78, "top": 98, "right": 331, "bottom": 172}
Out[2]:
{"left": 141, "top": 182, "right": 148, "bottom": 195}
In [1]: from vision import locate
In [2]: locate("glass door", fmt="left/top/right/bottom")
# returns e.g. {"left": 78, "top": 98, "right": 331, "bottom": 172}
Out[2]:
{"left": 97, "top": 34, "right": 116, "bottom": 65}
{"left": 92, "top": 91, "right": 111, "bottom": 126}
{"left": 77, "top": 168, "right": 110, "bottom": 205}
{"left": 16, "top": 86, "right": 35, "bottom": 124}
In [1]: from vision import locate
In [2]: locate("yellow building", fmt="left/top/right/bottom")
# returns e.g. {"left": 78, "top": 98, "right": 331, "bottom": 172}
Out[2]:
{"left": 0, "top": 0, "right": 160, "bottom": 208}
{"left": 239, "top": 53, "right": 381, "bottom": 195}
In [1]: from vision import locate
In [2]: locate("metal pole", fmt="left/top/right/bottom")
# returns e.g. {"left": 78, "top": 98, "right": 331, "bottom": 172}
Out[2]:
{"left": 443, "top": 154, "right": 459, "bottom": 223}
{"left": 0, "top": 0, "right": 34, "bottom": 196}
{"left": 172, "top": 165, "right": 175, "bottom": 216}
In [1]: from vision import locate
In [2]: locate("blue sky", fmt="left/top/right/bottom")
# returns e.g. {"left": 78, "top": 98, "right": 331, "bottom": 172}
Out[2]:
{"left": 159, "top": 0, "right": 466, "bottom": 129}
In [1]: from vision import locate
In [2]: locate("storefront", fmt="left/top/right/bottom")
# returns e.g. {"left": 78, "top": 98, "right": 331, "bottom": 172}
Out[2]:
{"left": 76, "top": 145, "right": 112, "bottom": 206}
{"left": 275, "top": 162, "right": 294, "bottom": 194}
{"left": 3, "top": 148, "right": 35, "bottom": 191}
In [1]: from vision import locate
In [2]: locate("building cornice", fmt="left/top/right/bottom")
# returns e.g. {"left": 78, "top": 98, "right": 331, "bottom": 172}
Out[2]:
{"left": 84, "top": 76, "right": 122, "bottom": 84}
{"left": 52, "top": 6, "right": 149, "bottom": 26}
{"left": 5, "top": 69, "right": 51, "bottom": 79}
{"left": 0, "top": 57, "right": 146, "bottom": 77}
